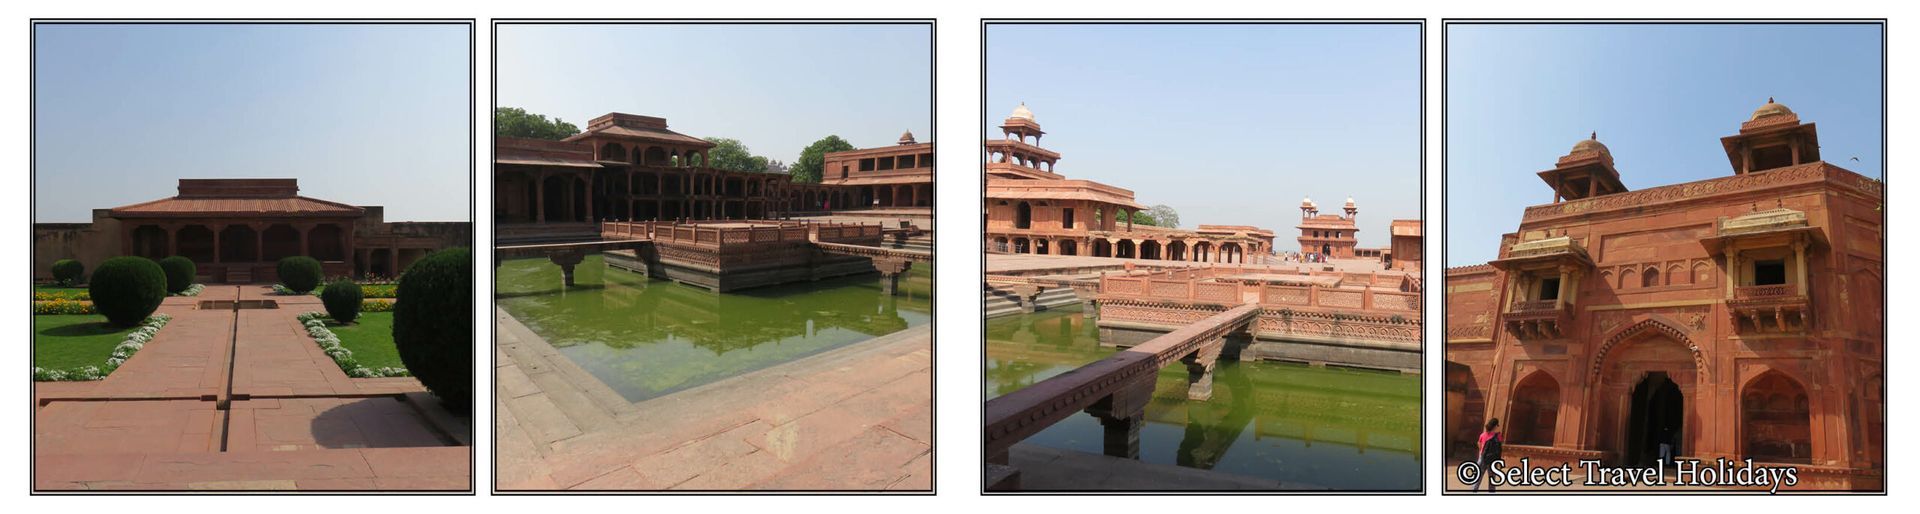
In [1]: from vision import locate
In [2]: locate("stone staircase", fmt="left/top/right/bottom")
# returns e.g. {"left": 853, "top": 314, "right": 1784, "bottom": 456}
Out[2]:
{"left": 984, "top": 284, "right": 1080, "bottom": 319}
{"left": 223, "top": 268, "right": 253, "bottom": 284}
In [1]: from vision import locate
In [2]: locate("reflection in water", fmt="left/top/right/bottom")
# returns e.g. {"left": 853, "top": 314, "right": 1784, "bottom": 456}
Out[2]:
{"left": 985, "top": 304, "right": 1421, "bottom": 490}
{"left": 499, "top": 255, "right": 932, "bottom": 402}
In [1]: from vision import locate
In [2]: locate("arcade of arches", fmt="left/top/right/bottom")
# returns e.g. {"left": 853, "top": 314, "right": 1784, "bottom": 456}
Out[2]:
{"left": 33, "top": 179, "right": 469, "bottom": 283}
{"left": 1442, "top": 100, "right": 1882, "bottom": 490}
{"left": 495, "top": 113, "right": 932, "bottom": 226}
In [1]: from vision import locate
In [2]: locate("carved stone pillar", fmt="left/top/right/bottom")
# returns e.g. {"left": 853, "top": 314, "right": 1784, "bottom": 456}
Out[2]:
{"left": 550, "top": 251, "right": 586, "bottom": 287}
{"left": 873, "top": 257, "right": 912, "bottom": 296}
{"left": 1084, "top": 376, "right": 1156, "bottom": 460}
{"left": 1183, "top": 338, "right": 1225, "bottom": 401}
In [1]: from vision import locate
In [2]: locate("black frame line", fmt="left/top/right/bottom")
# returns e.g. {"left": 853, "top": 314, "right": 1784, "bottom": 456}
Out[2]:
{"left": 486, "top": 18, "right": 938, "bottom": 496}
{"left": 27, "top": 18, "right": 480, "bottom": 496}
{"left": 978, "top": 18, "right": 1428, "bottom": 495}
{"left": 1436, "top": 17, "right": 1889, "bottom": 496}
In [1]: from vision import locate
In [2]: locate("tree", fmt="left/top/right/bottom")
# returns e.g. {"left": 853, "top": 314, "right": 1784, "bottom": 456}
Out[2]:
{"left": 89, "top": 257, "right": 166, "bottom": 327}
{"left": 495, "top": 107, "right": 579, "bottom": 140}
{"left": 1146, "top": 205, "right": 1181, "bottom": 228}
{"left": 703, "top": 137, "right": 771, "bottom": 172}
{"left": 394, "top": 248, "right": 472, "bottom": 414}
{"left": 791, "top": 135, "right": 855, "bottom": 183}
{"left": 1129, "top": 210, "right": 1157, "bottom": 227}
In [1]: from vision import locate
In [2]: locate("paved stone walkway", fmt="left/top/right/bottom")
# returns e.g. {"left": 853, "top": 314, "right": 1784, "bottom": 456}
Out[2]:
{"left": 496, "top": 308, "right": 932, "bottom": 491}
{"left": 35, "top": 285, "right": 470, "bottom": 491}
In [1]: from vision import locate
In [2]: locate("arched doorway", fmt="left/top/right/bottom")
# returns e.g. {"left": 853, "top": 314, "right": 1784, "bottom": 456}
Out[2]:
{"left": 1508, "top": 371, "right": 1561, "bottom": 446}
{"left": 177, "top": 225, "right": 215, "bottom": 264}
{"left": 1014, "top": 202, "right": 1033, "bottom": 229}
{"left": 131, "top": 225, "right": 168, "bottom": 258}
{"left": 1168, "top": 241, "right": 1187, "bottom": 261}
{"left": 308, "top": 224, "right": 346, "bottom": 262}
{"left": 1742, "top": 370, "right": 1812, "bottom": 463}
{"left": 992, "top": 237, "right": 1009, "bottom": 253}
{"left": 1116, "top": 240, "right": 1135, "bottom": 259}
{"left": 1445, "top": 361, "right": 1487, "bottom": 461}
{"left": 1625, "top": 372, "right": 1684, "bottom": 466}
{"left": 219, "top": 225, "right": 258, "bottom": 263}
{"left": 1012, "top": 238, "right": 1030, "bottom": 254}
{"left": 1057, "top": 239, "right": 1078, "bottom": 256}
{"left": 1092, "top": 239, "right": 1112, "bottom": 258}
{"left": 1594, "top": 321, "right": 1702, "bottom": 467}
{"left": 261, "top": 224, "right": 301, "bottom": 262}
{"left": 1140, "top": 240, "right": 1161, "bottom": 260}
{"left": 541, "top": 175, "right": 571, "bottom": 222}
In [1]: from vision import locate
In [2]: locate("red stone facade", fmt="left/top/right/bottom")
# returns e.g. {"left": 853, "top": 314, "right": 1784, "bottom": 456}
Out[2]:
{"left": 494, "top": 113, "right": 927, "bottom": 234}
{"left": 983, "top": 104, "right": 1276, "bottom": 262}
{"left": 820, "top": 131, "right": 933, "bottom": 208}
{"left": 1444, "top": 101, "right": 1884, "bottom": 490}
{"left": 33, "top": 178, "right": 470, "bottom": 282}
{"left": 1297, "top": 197, "right": 1361, "bottom": 259}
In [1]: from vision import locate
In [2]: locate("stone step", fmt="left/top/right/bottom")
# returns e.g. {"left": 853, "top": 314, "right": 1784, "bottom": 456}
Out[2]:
{"left": 224, "top": 268, "right": 253, "bottom": 284}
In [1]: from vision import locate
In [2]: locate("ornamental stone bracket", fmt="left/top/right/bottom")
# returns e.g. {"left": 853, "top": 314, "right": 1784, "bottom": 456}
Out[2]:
{"left": 1504, "top": 301, "right": 1573, "bottom": 340}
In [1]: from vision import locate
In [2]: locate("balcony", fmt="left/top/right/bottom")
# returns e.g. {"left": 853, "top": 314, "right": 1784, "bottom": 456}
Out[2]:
{"left": 1504, "top": 299, "right": 1572, "bottom": 340}
{"left": 1728, "top": 284, "right": 1811, "bottom": 334}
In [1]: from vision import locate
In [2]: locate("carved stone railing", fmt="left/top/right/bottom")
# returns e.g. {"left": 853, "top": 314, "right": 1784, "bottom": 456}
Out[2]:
{"left": 1728, "top": 285, "right": 1811, "bottom": 334}
{"left": 1734, "top": 284, "right": 1795, "bottom": 300}
{"left": 1510, "top": 299, "right": 1558, "bottom": 312}
{"left": 1099, "top": 274, "right": 1421, "bottom": 315}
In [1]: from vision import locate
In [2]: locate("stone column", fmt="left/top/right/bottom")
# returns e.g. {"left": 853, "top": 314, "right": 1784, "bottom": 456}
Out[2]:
{"left": 251, "top": 223, "right": 266, "bottom": 263}
{"left": 550, "top": 251, "right": 585, "bottom": 287}
{"left": 388, "top": 246, "right": 401, "bottom": 277}
{"left": 874, "top": 257, "right": 912, "bottom": 296}
{"left": 535, "top": 173, "right": 547, "bottom": 223}
{"left": 1084, "top": 377, "right": 1156, "bottom": 460}
{"left": 1793, "top": 239, "right": 1809, "bottom": 296}
{"left": 1183, "top": 338, "right": 1225, "bottom": 401}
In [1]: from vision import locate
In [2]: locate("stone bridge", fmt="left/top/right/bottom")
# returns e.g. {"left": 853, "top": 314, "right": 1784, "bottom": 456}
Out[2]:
{"left": 814, "top": 241, "right": 931, "bottom": 295}
{"left": 494, "top": 239, "right": 652, "bottom": 286}
{"left": 983, "top": 302, "right": 1263, "bottom": 490}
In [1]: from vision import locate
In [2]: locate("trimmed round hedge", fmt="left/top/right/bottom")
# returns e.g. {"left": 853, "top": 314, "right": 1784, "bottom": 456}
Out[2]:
{"left": 394, "top": 247, "right": 471, "bottom": 414}
{"left": 321, "top": 278, "right": 364, "bottom": 324}
{"left": 277, "top": 256, "right": 324, "bottom": 293}
{"left": 51, "top": 259, "right": 85, "bottom": 286}
{"left": 158, "top": 256, "right": 196, "bottom": 294}
{"left": 88, "top": 256, "right": 167, "bottom": 327}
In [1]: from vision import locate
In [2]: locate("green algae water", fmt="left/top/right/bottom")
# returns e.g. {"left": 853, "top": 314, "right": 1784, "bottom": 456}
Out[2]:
{"left": 498, "top": 255, "right": 931, "bottom": 402}
{"left": 985, "top": 304, "right": 1420, "bottom": 490}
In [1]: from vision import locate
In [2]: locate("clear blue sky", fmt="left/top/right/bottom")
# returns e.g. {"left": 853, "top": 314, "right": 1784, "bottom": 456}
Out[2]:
{"left": 34, "top": 24, "right": 471, "bottom": 222}
{"left": 496, "top": 24, "right": 932, "bottom": 165}
{"left": 1446, "top": 23, "right": 1884, "bottom": 266}
{"left": 986, "top": 24, "right": 1421, "bottom": 248}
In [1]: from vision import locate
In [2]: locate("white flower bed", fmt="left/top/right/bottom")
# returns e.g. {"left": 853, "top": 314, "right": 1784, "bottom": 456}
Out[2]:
{"left": 297, "top": 312, "right": 410, "bottom": 378}
{"left": 34, "top": 314, "right": 171, "bottom": 382}
{"left": 172, "top": 283, "right": 206, "bottom": 297}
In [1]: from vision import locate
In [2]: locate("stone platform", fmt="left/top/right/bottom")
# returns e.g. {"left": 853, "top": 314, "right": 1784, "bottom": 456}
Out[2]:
{"left": 34, "top": 285, "right": 472, "bottom": 491}
{"left": 496, "top": 308, "right": 931, "bottom": 491}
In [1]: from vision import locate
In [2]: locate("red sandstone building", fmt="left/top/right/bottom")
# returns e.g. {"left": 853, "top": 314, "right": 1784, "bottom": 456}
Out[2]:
{"left": 494, "top": 112, "right": 930, "bottom": 243}
{"left": 820, "top": 131, "right": 934, "bottom": 209}
{"left": 34, "top": 179, "right": 470, "bottom": 282}
{"left": 1444, "top": 101, "right": 1883, "bottom": 490}
{"left": 1297, "top": 197, "right": 1361, "bottom": 259}
{"left": 983, "top": 104, "right": 1276, "bottom": 262}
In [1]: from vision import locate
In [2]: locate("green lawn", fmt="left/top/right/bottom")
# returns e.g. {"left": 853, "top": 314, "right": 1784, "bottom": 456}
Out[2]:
{"left": 34, "top": 314, "right": 134, "bottom": 370}
{"left": 328, "top": 311, "right": 404, "bottom": 370}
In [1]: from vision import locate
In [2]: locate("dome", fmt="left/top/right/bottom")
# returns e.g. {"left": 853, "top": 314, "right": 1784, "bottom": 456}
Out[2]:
{"left": 1344, "top": 196, "right": 1356, "bottom": 208}
{"left": 898, "top": 130, "right": 916, "bottom": 144}
{"left": 1301, "top": 196, "right": 1316, "bottom": 208}
{"left": 1750, "top": 97, "right": 1795, "bottom": 121}
{"left": 1570, "top": 131, "right": 1609, "bottom": 154}
{"left": 1008, "top": 102, "right": 1035, "bottom": 122}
